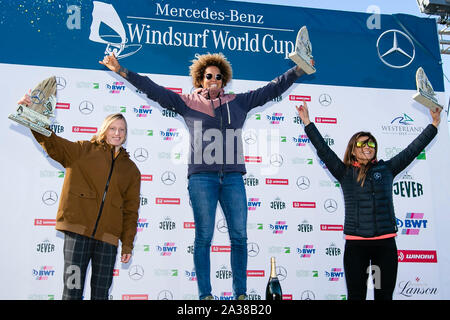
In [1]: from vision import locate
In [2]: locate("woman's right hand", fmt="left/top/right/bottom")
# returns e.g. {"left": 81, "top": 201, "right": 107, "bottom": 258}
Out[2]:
{"left": 99, "top": 53, "right": 120, "bottom": 73}
{"left": 17, "top": 90, "right": 32, "bottom": 107}
{"left": 295, "top": 100, "right": 311, "bottom": 126}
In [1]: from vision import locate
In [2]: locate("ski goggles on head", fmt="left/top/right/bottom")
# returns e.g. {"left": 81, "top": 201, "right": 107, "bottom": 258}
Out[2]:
{"left": 355, "top": 140, "right": 376, "bottom": 148}
{"left": 205, "top": 73, "right": 223, "bottom": 81}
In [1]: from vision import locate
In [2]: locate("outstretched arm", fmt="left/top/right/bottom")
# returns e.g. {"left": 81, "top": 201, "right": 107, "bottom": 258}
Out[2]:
{"left": 388, "top": 107, "right": 440, "bottom": 176}
{"left": 17, "top": 91, "right": 83, "bottom": 167}
{"left": 296, "top": 101, "right": 346, "bottom": 180}
{"left": 99, "top": 54, "right": 187, "bottom": 115}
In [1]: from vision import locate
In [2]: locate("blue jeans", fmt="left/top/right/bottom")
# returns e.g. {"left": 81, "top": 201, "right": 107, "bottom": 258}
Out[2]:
{"left": 188, "top": 172, "right": 248, "bottom": 299}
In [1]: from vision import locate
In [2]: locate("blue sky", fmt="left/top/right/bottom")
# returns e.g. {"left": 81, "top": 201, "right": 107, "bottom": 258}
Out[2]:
{"left": 234, "top": 0, "right": 450, "bottom": 122}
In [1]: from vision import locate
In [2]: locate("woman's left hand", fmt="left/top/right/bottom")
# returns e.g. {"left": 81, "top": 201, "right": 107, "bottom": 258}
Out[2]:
{"left": 121, "top": 253, "right": 132, "bottom": 263}
{"left": 430, "top": 107, "right": 442, "bottom": 128}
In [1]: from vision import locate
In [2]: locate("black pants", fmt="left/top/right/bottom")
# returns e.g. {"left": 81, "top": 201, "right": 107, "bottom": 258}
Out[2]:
{"left": 344, "top": 237, "right": 398, "bottom": 300}
{"left": 62, "top": 231, "right": 117, "bottom": 300}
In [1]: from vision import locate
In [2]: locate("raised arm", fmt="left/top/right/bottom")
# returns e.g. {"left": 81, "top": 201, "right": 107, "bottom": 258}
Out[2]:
{"left": 99, "top": 54, "right": 187, "bottom": 115}
{"left": 242, "top": 66, "right": 305, "bottom": 112}
{"left": 296, "top": 101, "right": 346, "bottom": 181}
{"left": 387, "top": 107, "right": 440, "bottom": 176}
{"left": 17, "top": 93, "right": 83, "bottom": 167}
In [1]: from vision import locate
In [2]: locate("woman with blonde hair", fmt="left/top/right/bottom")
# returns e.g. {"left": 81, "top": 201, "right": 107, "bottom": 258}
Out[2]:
{"left": 100, "top": 52, "right": 309, "bottom": 300}
{"left": 17, "top": 94, "right": 141, "bottom": 299}
{"left": 296, "top": 101, "right": 441, "bottom": 300}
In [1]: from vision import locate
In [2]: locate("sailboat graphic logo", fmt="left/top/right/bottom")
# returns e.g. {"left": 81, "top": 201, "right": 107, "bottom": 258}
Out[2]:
{"left": 89, "top": 1, "right": 142, "bottom": 59}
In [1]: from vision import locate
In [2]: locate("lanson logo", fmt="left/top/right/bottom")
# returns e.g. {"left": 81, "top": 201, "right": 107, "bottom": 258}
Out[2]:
{"left": 393, "top": 172, "right": 423, "bottom": 198}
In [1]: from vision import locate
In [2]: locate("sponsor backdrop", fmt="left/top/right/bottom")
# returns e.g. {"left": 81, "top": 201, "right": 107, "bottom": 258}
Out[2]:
{"left": 1, "top": 0, "right": 450, "bottom": 300}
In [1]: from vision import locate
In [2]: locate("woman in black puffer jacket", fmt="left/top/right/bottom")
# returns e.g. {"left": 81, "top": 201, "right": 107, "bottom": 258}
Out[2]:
{"left": 296, "top": 101, "right": 441, "bottom": 300}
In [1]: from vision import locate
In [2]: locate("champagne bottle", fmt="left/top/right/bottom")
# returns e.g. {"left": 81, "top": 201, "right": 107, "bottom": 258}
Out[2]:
{"left": 265, "top": 257, "right": 282, "bottom": 300}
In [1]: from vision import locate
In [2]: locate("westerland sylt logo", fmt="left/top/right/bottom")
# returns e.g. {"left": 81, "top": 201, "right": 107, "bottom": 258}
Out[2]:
{"left": 89, "top": 1, "right": 142, "bottom": 59}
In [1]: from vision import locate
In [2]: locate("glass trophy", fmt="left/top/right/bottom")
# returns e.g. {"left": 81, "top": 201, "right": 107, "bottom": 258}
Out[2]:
{"left": 289, "top": 26, "right": 316, "bottom": 75}
{"left": 8, "top": 76, "right": 57, "bottom": 137}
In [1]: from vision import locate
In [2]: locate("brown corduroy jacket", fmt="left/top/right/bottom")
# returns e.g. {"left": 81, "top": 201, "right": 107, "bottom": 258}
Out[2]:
{"left": 32, "top": 131, "right": 141, "bottom": 255}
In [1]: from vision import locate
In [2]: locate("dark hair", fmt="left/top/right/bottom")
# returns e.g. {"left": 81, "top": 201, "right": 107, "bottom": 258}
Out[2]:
{"left": 189, "top": 53, "right": 232, "bottom": 88}
{"left": 343, "top": 131, "right": 378, "bottom": 186}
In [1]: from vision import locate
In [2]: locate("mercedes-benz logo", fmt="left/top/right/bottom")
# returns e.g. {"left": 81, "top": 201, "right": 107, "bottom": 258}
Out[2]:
{"left": 161, "top": 171, "right": 176, "bottom": 185}
{"left": 157, "top": 290, "right": 173, "bottom": 300}
{"left": 42, "top": 191, "right": 58, "bottom": 206}
{"left": 324, "top": 199, "right": 338, "bottom": 213}
{"left": 56, "top": 77, "right": 66, "bottom": 90}
{"left": 318, "top": 93, "right": 332, "bottom": 107}
{"left": 376, "top": 29, "right": 415, "bottom": 69}
{"left": 276, "top": 266, "right": 287, "bottom": 281}
{"left": 128, "top": 265, "right": 144, "bottom": 281}
{"left": 79, "top": 101, "right": 94, "bottom": 115}
{"left": 270, "top": 153, "right": 283, "bottom": 167}
{"left": 134, "top": 148, "right": 149, "bottom": 162}
{"left": 30, "top": 90, "right": 45, "bottom": 105}
{"left": 247, "top": 242, "right": 260, "bottom": 257}
{"left": 216, "top": 219, "right": 228, "bottom": 233}
{"left": 300, "top": 290, "right": 315, "bottom": 300}
{"left": 296, "top": 176, "right": 310, "bottom": 190}
{"left": 243, "top": 131, "right": 257, "bottom": 144}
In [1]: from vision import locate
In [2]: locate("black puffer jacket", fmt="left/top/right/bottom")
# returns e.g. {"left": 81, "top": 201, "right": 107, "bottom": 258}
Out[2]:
{"left": 305, "top": 123, "right": 437, "bottom": 237}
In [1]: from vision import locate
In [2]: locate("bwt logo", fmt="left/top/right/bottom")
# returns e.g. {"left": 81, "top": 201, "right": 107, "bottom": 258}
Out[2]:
{"left": 247, "top": 198, "right": 261, "bottom": 211}
{"left": 185, "top": 270, "right": 197, "bottom": 281}
{"left": 397, "top": 213, "right": 428, "bottom": 235}
{"left": 160, "top": 128, "right": 180, "bottom": 141}
{"left": 266, "top": 112, "right": 284, "bottom": 124}
{"left": 325, "top": 268, "right": 344, "bottom": 281}
{"left": 133, "top": 105, "right": 152, "bottom": 117}
{"left": 137, "top": 218, "right": 149, "bottom": 232}
{"left": 157, "top": 242, "right": 177, "bottom": 256}
{"left": 215, "top": 292, "right": 234, "bottom": 300}
{"left": 33, "top": 266, "right": 55, "bottom": 280}
{"left": 293, "top": 135, "right": 310, "bottom": 147}
{"left": 106, "top": 82, "right": 126, "bottom": 94}
{"left": 270, "top": 221, "right": 287, "bottom": 234}
{"left": 297, "top": 245, "right": 316, "bottom": 258}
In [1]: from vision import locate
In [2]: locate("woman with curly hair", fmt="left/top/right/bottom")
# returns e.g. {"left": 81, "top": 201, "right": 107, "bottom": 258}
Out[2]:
{"left": 100, "top": 52, "right": 308, "bottom": 300}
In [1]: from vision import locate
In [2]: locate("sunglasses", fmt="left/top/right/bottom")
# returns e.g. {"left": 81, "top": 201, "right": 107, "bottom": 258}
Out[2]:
{"left": 205, "top": 73, "right": 223, "bottom": 81}
{"left": 356, "top": 140, "right": 376, "bottom": 148}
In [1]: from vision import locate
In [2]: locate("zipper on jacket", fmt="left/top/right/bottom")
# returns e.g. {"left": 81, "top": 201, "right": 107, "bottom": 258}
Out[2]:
{"left": 92, "top": 149, "right": 120, "bottom": 237}
{"left": 370, "top": 177, "right": 378, "bottom": 235}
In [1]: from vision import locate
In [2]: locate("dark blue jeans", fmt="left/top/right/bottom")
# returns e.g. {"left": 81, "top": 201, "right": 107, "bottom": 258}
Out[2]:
{"left": 188, "top": 172, "right": 248, "bottom": 299}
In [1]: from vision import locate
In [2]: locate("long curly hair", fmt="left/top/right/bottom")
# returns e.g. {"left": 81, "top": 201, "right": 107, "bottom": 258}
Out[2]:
{"left": 189, "top": 53, "right": 232, "bottom": 88}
